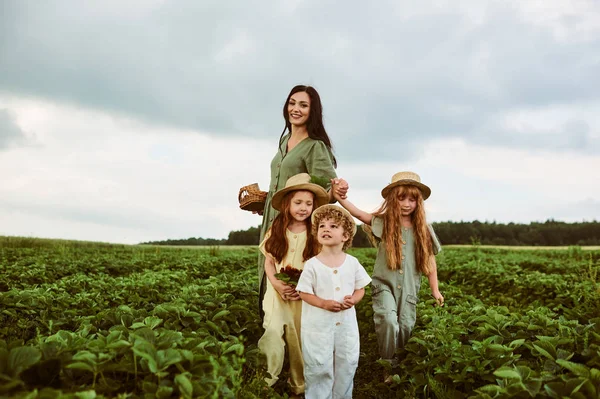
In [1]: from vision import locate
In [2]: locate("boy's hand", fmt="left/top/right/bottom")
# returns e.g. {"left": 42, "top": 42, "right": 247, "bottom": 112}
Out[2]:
{"left": 341, "top": 295, "right": 356, "bottom": 309}
{"left": 321, "top": 299, "right": 343, "bottom": 312}
{"left": 432, "top": 291, "right": 444, "bottom": 307}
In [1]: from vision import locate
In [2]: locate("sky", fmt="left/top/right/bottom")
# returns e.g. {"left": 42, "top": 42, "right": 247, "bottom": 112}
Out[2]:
{"left": 1, "top": 0, "right": 599, "bottom": 244}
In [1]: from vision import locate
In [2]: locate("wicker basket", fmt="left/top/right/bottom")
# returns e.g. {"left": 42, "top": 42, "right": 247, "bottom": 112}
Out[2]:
{"left": 238, "top": 183, "right": 268, "bottom": 212}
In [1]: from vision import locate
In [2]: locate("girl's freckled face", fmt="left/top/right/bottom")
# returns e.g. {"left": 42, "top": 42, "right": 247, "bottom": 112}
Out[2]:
{"left": 289, "top": 191, "right": 314, "bottom": 222}
{"left": 398, "top": 195, "right": 417, "bottom": 216}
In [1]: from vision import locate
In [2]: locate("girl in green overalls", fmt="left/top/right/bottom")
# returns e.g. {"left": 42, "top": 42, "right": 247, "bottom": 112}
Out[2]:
{"left": 332, "top": 171, "right": 444, "bottom": 383}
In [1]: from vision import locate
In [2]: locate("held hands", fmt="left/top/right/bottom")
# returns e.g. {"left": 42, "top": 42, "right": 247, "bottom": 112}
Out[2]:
{"left": 321, "top": 299, "right": 344, "bottom": 312}
{"left": 322, "top": 296, "right": 356, "bottom": 312}
{"left": 330, "top": 178, "right": 349, "bottom": 201}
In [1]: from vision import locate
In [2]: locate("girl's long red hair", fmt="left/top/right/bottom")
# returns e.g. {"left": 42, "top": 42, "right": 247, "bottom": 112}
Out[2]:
{"left": 264, "top": 191, "right": 319, "bottom": 264}
{"left": 372, "top": 185, "right": 434, "bottom": 274}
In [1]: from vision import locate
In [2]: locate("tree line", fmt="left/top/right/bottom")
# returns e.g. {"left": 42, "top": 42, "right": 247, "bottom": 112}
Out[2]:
{"left": 140, "top": 220, "right": 600, "bottom": 247}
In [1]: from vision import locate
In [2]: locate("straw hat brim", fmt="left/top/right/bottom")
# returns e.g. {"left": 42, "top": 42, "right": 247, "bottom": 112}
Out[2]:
{"left": 381, "top": 179, "right": 431, "bottom": 200}
{"left": 271, "top": 183, "right": 329, "bottom": 211}
{"left": 311, "top": 204, "right": 357, "bottom": 236}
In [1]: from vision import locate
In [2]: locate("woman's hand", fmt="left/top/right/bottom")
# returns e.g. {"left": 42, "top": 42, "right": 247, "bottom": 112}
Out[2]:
{"left": 432, "top": 291, "right": 444, "bottom": 307}
{"left": 251, "top": 209, "right": 264, "bottom": 216}
{"left": 330, "top": 178, "right": 349, "bottom": 200}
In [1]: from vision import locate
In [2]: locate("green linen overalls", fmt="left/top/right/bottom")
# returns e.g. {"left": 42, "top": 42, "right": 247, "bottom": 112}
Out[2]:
{"left": 370, "top": 216, "right": 441, "bottom": 366}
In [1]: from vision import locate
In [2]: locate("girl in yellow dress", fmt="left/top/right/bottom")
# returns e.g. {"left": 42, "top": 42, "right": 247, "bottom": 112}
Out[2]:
{"left": 259, "top": 173, "right": 329, "bottom": 396}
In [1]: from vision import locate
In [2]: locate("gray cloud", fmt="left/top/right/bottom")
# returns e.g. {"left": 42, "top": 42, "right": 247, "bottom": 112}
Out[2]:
{"left": 0, "top": 109, "right": 28, "bottom": 149}
{"left": 1, "top": 1, "right": 599, "bottom": 162}
{"left": 473, "top": 119, "right": 599, "bottom": 154}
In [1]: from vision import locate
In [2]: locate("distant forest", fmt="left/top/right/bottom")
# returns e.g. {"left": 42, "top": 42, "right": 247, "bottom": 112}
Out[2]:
{"left": 140, "top": 220, "right": 600, "bottom": 247}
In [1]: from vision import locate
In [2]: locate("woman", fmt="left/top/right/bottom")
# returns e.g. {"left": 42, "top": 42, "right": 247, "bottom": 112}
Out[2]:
{"left": 257, "top": 85, "right": 347, "bottom": 316}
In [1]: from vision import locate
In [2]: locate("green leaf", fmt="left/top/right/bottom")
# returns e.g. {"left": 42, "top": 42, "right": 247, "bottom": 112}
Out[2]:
{"left": 0, "top": 380, "right": 24, "bottom": 394}
{"left": 544, "top": 382, "right": 562, "bottom": 398}
{"left": 494, "top": 368, "right": 521, "bottom": 380}
{"left": 107, "top": 340, "right": 131, "bottom": 350}
{"left": 509, "top": 339, "right": 525, "bottom": 349}
{"left": 142, "top": 381, "right": 158, "bottom": 393}
{"left": 523, "top": 378, "right": 542, "bottom": 397}
{"left": 175, "top": 373, "right": 194, "bottom": 398}
{"left": 488, "top": 343, "right": 512, "bottom": 353}
{"left": 205, "top": 320, "right": 222, "bottom": 336}
{"left": 212, "top": 310, "right": 231, "bottom": 321}
{"left": 66, "top": 362, "right": 95, "bottom": 372}
{"left": 157, "top": 349, "right": 182, "bottom": 370}
{"left": 532, "top": 343, "right": 555, "bottom": 361}
{"left": 156, "top": 386, "right": 173, "bottom": 399}
{"left": 72, "top": 351, "right": 97, "bottom": 363}
{"left": 590, "top": 368, "right": 600, "bottom": 382}
{"left": 223, "top": 343, "right": 244, "bottom": 356}
{"left": 74, "top": 391, "right": 97, "bottom": 399}
{"left": 7, "top": 346, "right": 42, "bottom": 377}
{"left": 132, "top": 346, "right": 158, "bottom": 374}
{"left": 515, "top": 365, "right": 532, "bottom": 380}
{"left": 556, "top": 359, "right": 590, "bottom": 378}
{"left": 476, "top": 384, "right": 502, "bottom": 394}
{"left": 144, "top": 316, "right": 163, "bottom": 330}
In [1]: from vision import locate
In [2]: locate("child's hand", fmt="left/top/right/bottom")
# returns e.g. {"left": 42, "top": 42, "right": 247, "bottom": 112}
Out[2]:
{"left": 341, "top": 295, "right": 356, "bottom": 309}
{"left": 273, "top": 279, "right": 297, "bottom": 301}
{"left": 321, "top": 299, "right": 343, "bottom": 312}
{"left": 330, "top": 178, "right": 349, "bottom": 200}
{"left": 432, "top": 291, "right": 444, "bottom": 307}
{"left": 287, "top": 289, "right": 301, "bottom": 301}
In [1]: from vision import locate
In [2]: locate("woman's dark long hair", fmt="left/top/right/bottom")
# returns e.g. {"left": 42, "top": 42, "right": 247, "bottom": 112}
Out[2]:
{"left": 278, "top": 85, "right": 337, "bottom": 167}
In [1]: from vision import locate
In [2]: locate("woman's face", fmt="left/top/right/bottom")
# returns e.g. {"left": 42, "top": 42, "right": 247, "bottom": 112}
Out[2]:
{"left": 287, "top": 91, "right": 311, "bottom": 127}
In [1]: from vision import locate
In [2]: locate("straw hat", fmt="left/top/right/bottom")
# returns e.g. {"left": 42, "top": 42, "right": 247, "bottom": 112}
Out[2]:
{"left": 271, "top": 173, "right": 329, "bottom": 211}
{"left": 311, "top": 204, "right": 357, "bottom": 236}
{"left": 381, "top": 171, "right": 431, "bottom": 200}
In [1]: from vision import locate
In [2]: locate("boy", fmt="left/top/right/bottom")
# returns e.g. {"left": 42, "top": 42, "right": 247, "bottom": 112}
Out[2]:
{"left": 296, "top": 205, "right": 371, "bottom": 399}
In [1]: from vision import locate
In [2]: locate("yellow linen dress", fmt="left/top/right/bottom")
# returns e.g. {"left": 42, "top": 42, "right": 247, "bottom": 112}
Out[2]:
{"left": 258, "top": 228, "right": 308, "bottom": 394}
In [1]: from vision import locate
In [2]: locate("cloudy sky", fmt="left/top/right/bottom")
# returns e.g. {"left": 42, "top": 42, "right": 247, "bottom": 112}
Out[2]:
{"left": 1, "top": 0, "right": 599, "bottom": 244}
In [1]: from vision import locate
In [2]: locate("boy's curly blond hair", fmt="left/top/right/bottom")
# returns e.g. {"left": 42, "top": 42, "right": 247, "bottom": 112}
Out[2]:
{"left": 311, "top": 207, "right": 355, "bottom": 251}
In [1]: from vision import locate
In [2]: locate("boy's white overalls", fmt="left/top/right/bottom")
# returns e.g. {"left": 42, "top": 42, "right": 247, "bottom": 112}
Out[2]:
{"left": 258, "top": 229, "right": 307, "bottom": 394}
{"left": 296, "top": 255, "right": 371, "bottom": 399}
{"left": 370, "top": 217, "right": 441, "bottom": 366}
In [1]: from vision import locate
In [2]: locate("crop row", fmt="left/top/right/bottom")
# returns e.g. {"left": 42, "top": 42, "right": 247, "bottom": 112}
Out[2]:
{"left": 1, "top": 241, "right": 599, "bottom": 398}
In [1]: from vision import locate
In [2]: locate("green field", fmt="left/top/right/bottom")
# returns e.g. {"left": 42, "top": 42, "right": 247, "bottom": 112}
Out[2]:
{"left": 1, "top": 237, "right": 599, "bottom": 398}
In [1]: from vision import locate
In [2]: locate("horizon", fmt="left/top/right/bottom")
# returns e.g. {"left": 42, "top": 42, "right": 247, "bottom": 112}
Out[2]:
{"left": 5, "top": 218, "right": 599, "bottom": 246}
